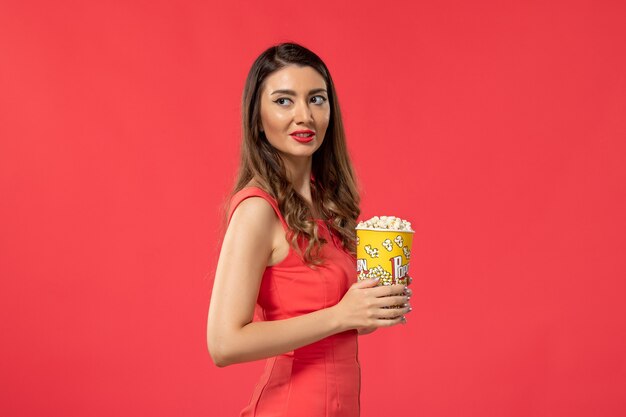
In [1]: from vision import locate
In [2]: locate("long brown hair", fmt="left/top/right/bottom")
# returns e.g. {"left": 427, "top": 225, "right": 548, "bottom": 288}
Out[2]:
{"left": 228, "top": 42, "right": 360, "bottom": 266}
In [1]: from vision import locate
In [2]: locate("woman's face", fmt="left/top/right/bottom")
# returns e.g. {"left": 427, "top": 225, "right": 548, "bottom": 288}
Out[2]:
{"left": 258, "top": 65, "right": 330, "bottom": 164}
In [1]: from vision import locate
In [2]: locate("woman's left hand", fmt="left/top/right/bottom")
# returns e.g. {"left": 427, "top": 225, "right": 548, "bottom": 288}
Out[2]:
{"left": 357, "top": 276, "right": 413, "bottom": 336}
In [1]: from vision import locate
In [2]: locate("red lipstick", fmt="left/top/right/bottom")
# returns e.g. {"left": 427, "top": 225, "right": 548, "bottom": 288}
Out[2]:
{"left": 290, "top": 130, "right": 315, "bottom": 143}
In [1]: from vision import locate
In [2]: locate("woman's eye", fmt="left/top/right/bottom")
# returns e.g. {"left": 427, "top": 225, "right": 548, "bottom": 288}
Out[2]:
{"left": 311, "top": 96, "right": 327, "bottom": 104}
{"left": 275, "top": 98, "right": 292, "bottom": 106}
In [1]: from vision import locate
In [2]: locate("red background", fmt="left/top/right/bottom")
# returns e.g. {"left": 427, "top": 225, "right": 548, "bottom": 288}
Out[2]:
{"left": 1, "top": 1, "right": 625, "bottom": 416}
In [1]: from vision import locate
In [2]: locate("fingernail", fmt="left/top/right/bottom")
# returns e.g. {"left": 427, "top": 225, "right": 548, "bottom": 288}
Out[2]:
{"left": 408, "top": 307, "right": 413, "bottom": 312}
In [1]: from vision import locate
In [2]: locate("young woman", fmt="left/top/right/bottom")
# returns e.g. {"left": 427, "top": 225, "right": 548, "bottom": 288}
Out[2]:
{"left": 207, "top": 42, "right": 412, "bottom": 417}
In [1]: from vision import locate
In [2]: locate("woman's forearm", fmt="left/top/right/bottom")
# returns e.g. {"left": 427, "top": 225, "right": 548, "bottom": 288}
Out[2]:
{"left": 210, "top": 305, "right": 345, "bottom": 367}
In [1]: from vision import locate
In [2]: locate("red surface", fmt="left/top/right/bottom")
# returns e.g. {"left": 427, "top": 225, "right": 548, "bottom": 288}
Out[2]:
{"left": 1, "top": 1, "right": 625, "bottom": 416}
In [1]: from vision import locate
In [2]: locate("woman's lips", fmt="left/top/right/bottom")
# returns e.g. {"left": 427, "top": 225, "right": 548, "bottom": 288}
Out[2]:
{"left": 290, "top": 133, "right": 315, "bottom": 143}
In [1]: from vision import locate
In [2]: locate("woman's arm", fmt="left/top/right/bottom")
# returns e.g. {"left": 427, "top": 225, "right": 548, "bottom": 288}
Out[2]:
{"left": 206, "top": 197, "right": 409, "bottom": 367}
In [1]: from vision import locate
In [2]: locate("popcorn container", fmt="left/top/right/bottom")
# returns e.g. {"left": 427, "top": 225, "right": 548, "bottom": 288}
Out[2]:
{"left": 356, "top": 227, "right": 414, "bottom": 287}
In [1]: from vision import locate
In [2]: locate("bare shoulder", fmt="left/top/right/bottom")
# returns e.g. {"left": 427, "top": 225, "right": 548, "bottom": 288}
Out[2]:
{"left": 219, "top": 195, "right": 281, "bottom": 273}
{"left": 230, "top": 196, "right": 275, "bottom": 226}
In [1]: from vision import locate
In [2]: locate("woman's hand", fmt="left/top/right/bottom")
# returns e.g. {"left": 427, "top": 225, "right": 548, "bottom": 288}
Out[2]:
{"left": 355, "top": 278, "right": 414, "bottom": 336}
{"left": 333, "top": 277, "right": 412, "bottom": 333}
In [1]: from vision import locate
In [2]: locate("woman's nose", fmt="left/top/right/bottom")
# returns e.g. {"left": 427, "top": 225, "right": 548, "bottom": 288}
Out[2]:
{"left": 293, "top": 100, "right": 313, "bottom": 123}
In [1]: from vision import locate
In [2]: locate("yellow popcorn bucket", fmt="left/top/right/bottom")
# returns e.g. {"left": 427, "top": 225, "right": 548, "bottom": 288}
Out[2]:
{"left": 356, "top": 228, "right": 414, "bottom": 286}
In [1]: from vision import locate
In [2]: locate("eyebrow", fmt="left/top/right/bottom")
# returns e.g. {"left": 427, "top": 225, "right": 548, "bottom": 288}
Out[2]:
{"left": 270, "top": 88, "right": 328, "bottom": 96}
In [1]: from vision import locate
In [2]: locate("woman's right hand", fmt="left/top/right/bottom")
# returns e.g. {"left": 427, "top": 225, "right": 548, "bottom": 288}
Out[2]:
{"left": 333, "top": 278, "right": 411, "bottom": 332}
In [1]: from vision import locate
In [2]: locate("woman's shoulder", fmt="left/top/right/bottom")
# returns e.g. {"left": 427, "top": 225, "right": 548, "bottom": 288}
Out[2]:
{"left": 230, "top": 183, "right": 275, "bottom": 208}
{"left": 227, "top": 181, "right": 285, "bottom": 229}
{"left": 229, "top": 195, "right": 276, "bottom": 226}
{"left": 226, "top": 196, "right": 282, "bottom": 248}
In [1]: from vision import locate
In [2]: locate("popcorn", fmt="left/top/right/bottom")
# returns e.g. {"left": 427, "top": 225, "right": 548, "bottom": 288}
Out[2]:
{"left": 358, "top": 265, "right": 393, "bottom": 286}
{"left": 356, "top": 214, "right": 414, "bottom": 289}
{"left": 356, "top": 215, "right": 413, "bottom": 232}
